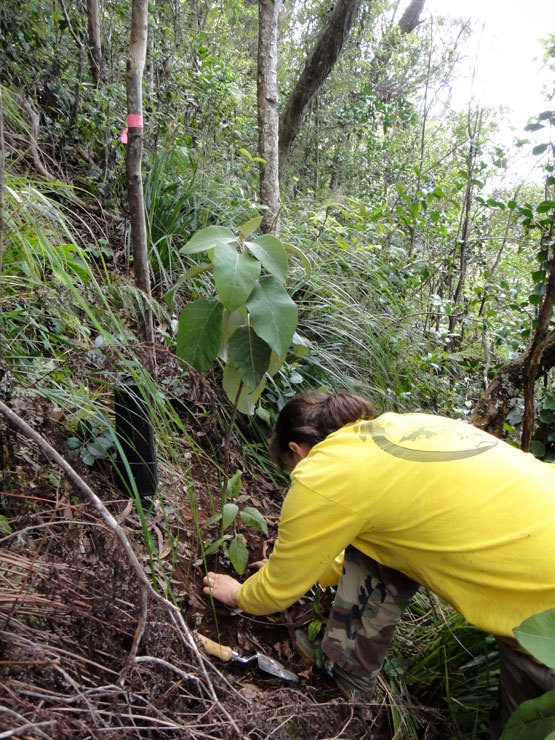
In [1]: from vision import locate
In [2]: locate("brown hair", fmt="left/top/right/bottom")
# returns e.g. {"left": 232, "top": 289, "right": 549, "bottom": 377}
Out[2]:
{"left": 269, "top": 391, "right": 376, "bottom": 470}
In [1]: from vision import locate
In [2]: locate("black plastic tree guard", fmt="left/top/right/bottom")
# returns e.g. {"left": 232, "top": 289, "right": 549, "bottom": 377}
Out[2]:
{"left": 114, "top": 373, "right": 158, "bottom": 501}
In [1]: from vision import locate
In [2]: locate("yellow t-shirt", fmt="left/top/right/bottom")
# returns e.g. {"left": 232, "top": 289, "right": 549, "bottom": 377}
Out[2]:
{"left": 237, "top": 413, "right": 555, "bottom": 641}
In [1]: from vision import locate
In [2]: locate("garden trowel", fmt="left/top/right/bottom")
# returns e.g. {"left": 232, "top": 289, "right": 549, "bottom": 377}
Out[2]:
{"left": 195, "top": 632, "right": 299, "bottom": 682}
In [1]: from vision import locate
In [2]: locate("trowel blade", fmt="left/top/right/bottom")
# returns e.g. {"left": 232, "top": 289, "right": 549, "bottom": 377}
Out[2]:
{"left": 256, "top": 652, "right": 299, "bottom": 682}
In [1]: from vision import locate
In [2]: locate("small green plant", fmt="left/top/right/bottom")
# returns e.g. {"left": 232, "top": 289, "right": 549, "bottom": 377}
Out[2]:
{"left": 0, "top": 515, "right": 12, "bottom": 535}
{"left": 307, "top": 586, "right": 328, "bottom": 641}
{"left": 500, "top": 608, "right": 555, "bottom": 739}
{"left": 66, "top": 417, "right": 117, "bottom": 467}
{"left": 202, "top": 470, "right": 268, "bottom": 575}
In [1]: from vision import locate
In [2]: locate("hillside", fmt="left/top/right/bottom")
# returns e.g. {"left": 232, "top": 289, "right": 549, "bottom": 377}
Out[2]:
{"left": 2, "top": 0, "right": 554, "bottom": 735}
{"left": 0, "top": 347, "right": 458, "bottom": 738}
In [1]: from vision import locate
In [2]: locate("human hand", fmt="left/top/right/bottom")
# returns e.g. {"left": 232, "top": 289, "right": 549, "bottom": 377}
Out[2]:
{"left": 203, "top": 572, "right": 241, "bottom": 608}
{"left": 250, "top": 559, "right": 268, "bottom": 570}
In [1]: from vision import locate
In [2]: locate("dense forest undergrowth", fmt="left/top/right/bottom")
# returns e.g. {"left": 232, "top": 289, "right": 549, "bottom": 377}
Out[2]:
{"left": 1, "top": 0, "right": 555, "bottom": 737}
{"left": 0, "top": 345, "right": 489, "bottom": 739}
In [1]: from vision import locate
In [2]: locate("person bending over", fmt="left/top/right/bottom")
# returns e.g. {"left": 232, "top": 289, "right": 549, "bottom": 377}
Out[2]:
{"left": 203, "top": 391, "right": 555, "bottom": 733}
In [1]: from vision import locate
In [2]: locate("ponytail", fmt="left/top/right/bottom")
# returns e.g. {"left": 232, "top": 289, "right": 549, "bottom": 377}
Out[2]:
{"left": 269, "top": 391, "right": 376, "bottom": 470}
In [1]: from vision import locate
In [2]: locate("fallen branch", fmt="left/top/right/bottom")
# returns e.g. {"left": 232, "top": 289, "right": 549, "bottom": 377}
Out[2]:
{"left": 0, "top": 721, "right": 56, "bottom": 740}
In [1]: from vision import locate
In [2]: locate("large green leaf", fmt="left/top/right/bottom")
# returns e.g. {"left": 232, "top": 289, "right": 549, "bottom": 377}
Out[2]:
{"left": 239, "top": 216, "right": 263, "bottom": 239}
{"left": 228, "top": 325, "right": 271, "bottom": 388}
{"left": 176, "top": 301, "right": 223, "bottom": 373}
{"left": 500, "top": 688, "right": 555, "bottom": 739}
{"left": 240, "top": 506, "right": 268, "bottom": 535}
{"left": 244, "top": 235, "right": 288, "bottom": 283}
{"left": 222, "top": 364, "right": 266, "bottom": 414}
{"left": 220, "top": 308, "right": 246, "bottom": 361}
{"left": 228, "top": 534, "right": 249, "bottom": 575}
{"left": 513, "top": 608, "right": 555, "bottom": 669}
{"left": 180, "top": 226, "right": 235, "bottom": 255}
{"left": 221, "top": 502, "right": 238, "bottom": 531}
{"left": 246, "top": 277, "right": 298, "bottom": 356}
{"left": 213, "top": 241, "right": 261, "bottom": 310}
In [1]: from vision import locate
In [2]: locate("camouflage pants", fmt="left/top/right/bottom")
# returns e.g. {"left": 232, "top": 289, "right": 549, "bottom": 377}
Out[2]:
{"left": 321, "top": 547, "right": 555, "bottom": 735}
{"left": 321, "top": 546, "right": 419, "bottom": 687}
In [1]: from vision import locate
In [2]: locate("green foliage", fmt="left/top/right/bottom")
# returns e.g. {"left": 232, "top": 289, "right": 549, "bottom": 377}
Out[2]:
{"left": 501, "top": 690, "right": 555, "bottom": 739}
{"left": 202, "top": 470, "right": 268, "bottom": 575}
{"left": 66, "top": 416, "right": 117, "bottom": 467}
{"left": 513, "top": 609, "right": 555, "bottom": 670}
{"left": 173, "top": 219, "right": 304, "bottom": 414}
{"left": 397, "top": 593, "right": 499, "bottom": 737}
{"left": 0, "top": 516, "right": 12, "bottom": 535}
{"left": 499, "top": 609, "right": 555, "bottom": 739}
{"left": 3, "top": 5, "right": 555, "bottom": 735}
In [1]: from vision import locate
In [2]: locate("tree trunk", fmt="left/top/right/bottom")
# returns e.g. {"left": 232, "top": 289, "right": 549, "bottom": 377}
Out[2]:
{"left": 258, "top": 0, "right": 283, "bottom": 234}
{"left": 521, "top": 232, "right": 555, "bottom": 451}
{"left": 472, "top": 312, "right": 555, "bottom": 442}
{"left": 448, "top": 109, "right": 483, "bottom": 338}
{"left": 471, "top": 352, "right": 527, "bottom": 438}
{"left": 87, "top": 0, "right": 103, "bottom": 86}
{"left": 278, "top": 0, "right": 362, "bottom": 173}
{"left": 125, "top": 0, "right": 155, "bottom": 372}
{"left": 278, "top": 0, "right": 427, "bottom": 173}
{"left": 398, "top": 0, "right": 426, "bottom": 33}
{"left": 369, "top": 0, "right": 427, "bottom": 102}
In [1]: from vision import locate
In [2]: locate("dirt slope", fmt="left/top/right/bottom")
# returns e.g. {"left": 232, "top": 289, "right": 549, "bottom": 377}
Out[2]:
{"left": 0, "top": 356, "right": 451, "bottom": 738}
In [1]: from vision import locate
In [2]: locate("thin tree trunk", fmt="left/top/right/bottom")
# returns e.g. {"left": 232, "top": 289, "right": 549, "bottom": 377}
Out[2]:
{"left": 472, "top": 239, "right": 555, "bottom": 446}
{"left": 87, "top": 0, "right": 104, "bottom": 86}
{"left": 471, "top": 330, "right": 555, "bottom": 438}
{"left": 125, "top": 0, "right": 155, "bottom": 373}
{"left": 370, "top": 0, "right": 426, "bottom": 101}
{"left": 408, "top": 11, "right": 433, "bottom": 258}
{"left": 258, "top": 0, "right": 283, "bottom": 234}
{"left": 521, "top": 231, "right": 555, "bottom": 451}
{"left": 448, "top": 108, "right": 482, "bottom": 337}
{"left": 477, "top": 203, "right": 517, "bottom": 319}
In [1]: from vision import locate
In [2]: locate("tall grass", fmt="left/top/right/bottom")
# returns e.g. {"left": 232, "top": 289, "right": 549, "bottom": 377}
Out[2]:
{"left": 387, "top": 589, "right": 499, "bottom": 738}
{"left": 1, "top": 178, "right": 225, "bottom": 601}
{"left": 281, "top": 226, "right": 433, "bottom": 411}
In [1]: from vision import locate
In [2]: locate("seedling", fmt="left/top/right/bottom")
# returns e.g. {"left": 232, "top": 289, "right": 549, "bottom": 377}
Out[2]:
{"left": 66, "top": 417, "right": 117, "bottom": 467}
{"left": 202, "top": 470, "right": 268, "bottom": 575}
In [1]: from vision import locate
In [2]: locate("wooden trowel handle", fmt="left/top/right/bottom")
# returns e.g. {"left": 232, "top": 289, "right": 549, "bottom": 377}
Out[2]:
{"left": 195, "top": 632, "right": 234, "bottom": 661}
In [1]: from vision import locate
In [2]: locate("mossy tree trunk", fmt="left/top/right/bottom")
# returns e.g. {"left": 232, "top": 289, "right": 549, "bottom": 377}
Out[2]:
{"left": 278, "top": 0, "right": 362, "bottom": 174}
{"left": 278, "top": 0, "right": 427, "bottom": 174}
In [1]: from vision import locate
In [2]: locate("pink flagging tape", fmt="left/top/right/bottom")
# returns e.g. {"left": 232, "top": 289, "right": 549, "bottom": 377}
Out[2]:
{"left": 120, "top": 114, "right": 143, "bottom": 144}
